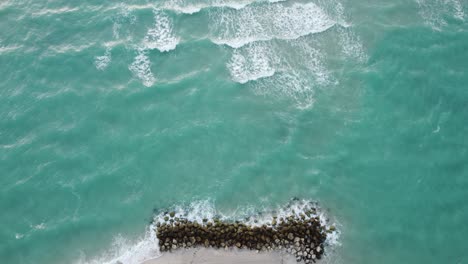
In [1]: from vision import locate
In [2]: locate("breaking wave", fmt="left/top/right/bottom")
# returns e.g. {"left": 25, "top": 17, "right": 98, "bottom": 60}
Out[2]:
{"left": 94, "top": 47, "right": 111, "bottom": 70}
{"left": 156, "top": 0, "right": 287, "bottom": 15}
{"left": 209, "top": 2, "right": 336, "bottom": 48}
{"left": 225, "top": 37, "right": 337, "bottom": 107}
{"left": 77, "top": 199, "right": 339, "bottom": 264}
{"left": 142, "top": 9, "right": 179, "bottom": 52}
{"left": 74, "top": 226, "right": 160, "bottom": 264}
{"left": 93, "top": 0, "right": 366, "bottom": 106}
{"left": 227, "top": 43, "right": 275, "bottom": 84}
{"left": 129, "top": 49, "right": 156, "bottom": 87}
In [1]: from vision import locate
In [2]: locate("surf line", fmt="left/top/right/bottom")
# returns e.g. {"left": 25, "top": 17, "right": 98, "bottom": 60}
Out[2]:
{"left": 153, "top": 202, "right": 336, "bottom": 263}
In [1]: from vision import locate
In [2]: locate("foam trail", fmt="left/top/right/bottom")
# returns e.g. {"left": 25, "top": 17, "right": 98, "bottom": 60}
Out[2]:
{"left": 0, "top": 45, "right": 22, "bottom": 54}
{"left": 451, "top": 0, "right": 465, "bottom": 21}
{"left": 94, "top": 47, "right": 111, "bottom": 70}
{"left": 290, "top": 39, "right": 332, "bottom": 86}
{"left": 226, "top": 37, "right": 337, "bottom": 107}
{"left": 338, "top": 27, "right": 367, "bottom": 62}
{"left": 31, "top": 7, "right": 80, "bottom": 17}
{"left": 416, "top": 0, "right": 465, "bottom": 30}
{"left": 143, "top": 9, "right": 179, "bottom": 52}
{"left": 209, "top": 2, "right": 336, "bottom": 48}
{"left": 311, "top": 0, "right": 365, "bottom": 61}
{"left": 253, "top": 71, "right": 316, "bottom": 109}
{"left": 215, "top": 0, "right": 366, "bottom": 108}
{"left": 129, "top": 49, "right": 156, "bottom": 87}
{"left": 112, "top": 4, "right": 137, "bottom": 39}
{"left": 157, "top": 0, "right": 287, "bottom": 15}
{"left": 227, "top": 43, "right": 275, "bottom": 84}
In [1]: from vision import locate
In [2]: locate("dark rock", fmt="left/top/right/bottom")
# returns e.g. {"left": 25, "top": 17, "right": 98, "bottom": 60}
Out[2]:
{"left": 154, "top": 205, "right": 328, "bottom": 260}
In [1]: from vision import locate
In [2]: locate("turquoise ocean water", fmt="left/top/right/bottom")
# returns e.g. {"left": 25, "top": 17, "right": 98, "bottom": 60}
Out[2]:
{"left": 1, "top": 0, "right": 468, "bottom": 263}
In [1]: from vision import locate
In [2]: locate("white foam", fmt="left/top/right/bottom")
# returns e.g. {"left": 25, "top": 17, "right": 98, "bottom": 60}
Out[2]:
{"left": 108, "top": 0, "right": 287, "bottom": 14}
{"left": 75, "top": 225, "right": 160, "bottom": 264}
{"left": 47, "top": 43, "right": 95, "bottom": 54}
{"left": 154, "top": 199, "right": 218, "bottom": 224}
{"left": 253, "top": 71, "right": 316, "bottom": 109}
{"left": 416, "top": 0, "right": 465, "bottom": 30}
{"left": 0, "top": 45, "right": 22, "bottom": 54}
{"left": 452, "top": 0, "right": 465, "bottom": 21}
{"left": 338, "top": 27, "right": 367, "bottom": 62}
{"left": 112, "top": 4, "right": 137, "bottom": 39}
{"left": 209, "top": 2, "right": 336, "bottom": 48}
{"left": 102, "top": 39, "right": 128, "bottom": 48}
{"left": 32, "top": 223, "right": 47, "bottom": 230}
{"left": 226, "top": 37, "right": 338, "bottom": 107}
{"left": 416, "top": 0, "right": 446, "bottom": 30}
{"left": 105, "top": 4, "right": 156, "bottom": 12}
{"left": 129, "top": 50, "right": 156, "bottom": 87}
{"left": 159, "top": 68, "right": 209, "bottom": 84}
{"left": 157, "top": 0, "right": 287, "bottom": 15}
{"left": 31, "top": 7, "right": 79, "bottom": 17}
{"left": 227, "top": 43, "right": 275, "bottom": 84}
{"left": 94, "top": 47, "right": 111, "bottom": 70}
{"left": 143, "top": 9, "right": 179, "bottom": 52}
{"left": 0, "top": 1, "right": 11, "bottom": 10}
{"left": 333, "top": 1, "right": 350, "bottom": 27}
{"left": 78, "top": 199, "right": 339, "bottom": 264}
{"left": 153, "top": 199, "right": 340, "bottom": 247}
{"left": 290, "top": 39, "right": 332, "bottom": 86}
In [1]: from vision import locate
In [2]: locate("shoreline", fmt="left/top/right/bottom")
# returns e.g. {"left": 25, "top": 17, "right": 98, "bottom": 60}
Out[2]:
{"left": 142, "top": 248, "right": 298, "bottom": 264}
{"left": 152, "top": 200, "right": 334, "bottom": 263}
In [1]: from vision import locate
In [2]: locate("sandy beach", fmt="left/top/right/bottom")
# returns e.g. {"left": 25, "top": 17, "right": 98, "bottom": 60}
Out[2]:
{"left": 142, "top": 248, "right": 298, "bottom": 264}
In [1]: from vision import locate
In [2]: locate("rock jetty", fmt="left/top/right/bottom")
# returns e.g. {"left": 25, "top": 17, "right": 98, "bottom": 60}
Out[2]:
{"left": 155, "top": 209, "right": 330, "bottom": 263}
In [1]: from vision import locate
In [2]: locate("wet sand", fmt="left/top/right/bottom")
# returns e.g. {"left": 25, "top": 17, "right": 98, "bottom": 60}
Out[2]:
{"left": 142, "top": 248, "right": 297, "bottom": 264}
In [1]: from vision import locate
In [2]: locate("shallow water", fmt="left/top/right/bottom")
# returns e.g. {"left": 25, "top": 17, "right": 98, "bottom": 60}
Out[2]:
{"left": 1, "top": 0, "right": 467, "bottom": 263}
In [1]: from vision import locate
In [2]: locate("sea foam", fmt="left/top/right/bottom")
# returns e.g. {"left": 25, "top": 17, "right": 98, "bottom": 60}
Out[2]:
{"left": 416, "top": 0, "right": 466, "bottom": 30}
{"left": 112, "top": 4, "right": 137, "bottom": 40}
{"left": 128, "top": 9, "right": 178, "bottom": 86}
{"left": 129, "top": 50, "right": 156, "bottom": 87}
{"left": 94, "top": 47, "right": 111, "bottom": 70}
{"left": 143, "top": 9, "right": 179, "bottom": 52}
{"left": 0, "top": 45, "right": 22, "bottom": 54}
{"left": 77, "top": 199, "right": 339, "bottom": 264}
{"left": 151, "top": 199, "right": 339, "bottom": 244}
{"left": 75, "top": 226, "right": 160, "bottom": 264}
{"left": 157, "top": 0, "right": 287, "bottom": 15}
{"left": 227, "top": 43, "right": 275, "bottom": 84}
{"left": 209, "top": 2, "right": 336, "bottom": 48}
{"left": 31, "top": 7, "right": 80, "bottom": 17}
{"left": 226, "top": 37, "right": 336, "bottom": 108}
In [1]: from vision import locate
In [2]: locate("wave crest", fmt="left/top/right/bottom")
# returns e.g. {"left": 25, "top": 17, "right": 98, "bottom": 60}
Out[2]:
{"left": 75, "top": 228, "right": 160, "bottom": 264}
{"left": 129, "top": 50, "right": 156, "bottom": 87}
{"left": 143, "top": 9, "right": 179, "bottom": 52}
{"left": 209, "top": 3, "right": 336, "bottom": 48}
{"left": 227, "top": 43, "right": 275, "bottom": 84}
{"left": 94, "top": 47, "right": 111, "bottom": 70}
{"left": 77, "top": 199, "right": 339, "bottom": 264}
{"left": 157, "top": 0, "right": 287, "bottom": 15}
